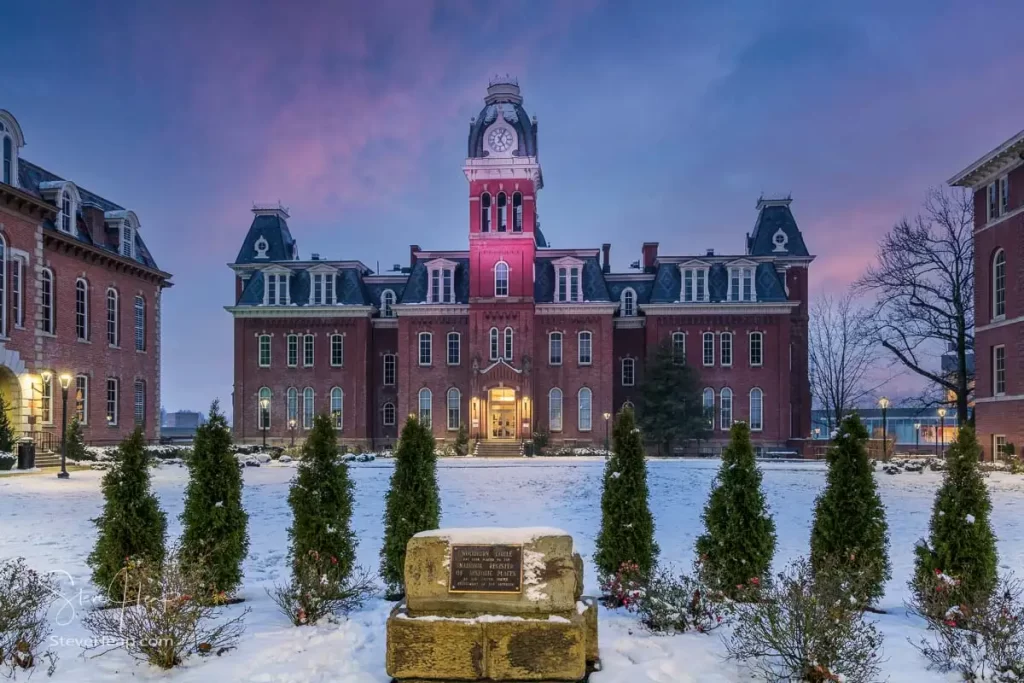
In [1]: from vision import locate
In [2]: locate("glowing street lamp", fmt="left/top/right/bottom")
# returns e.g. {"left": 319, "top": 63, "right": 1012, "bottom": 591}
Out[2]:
{"left": 603, "top": 412, "right": 612, "bottom": 452}
{"left": 58, "top": 373, "right": 72, "bottom": 479}
{"left": 878, "top": 397, "right": 890, "bottom": 460}
{"left": 914, "top": 422, "right": 921, "bottom": 453}
{"left": 937, "top": 407, "right": 948, "bottom": 458}
{"left": 259, "top": 397, "right": 270, "bottom": 449}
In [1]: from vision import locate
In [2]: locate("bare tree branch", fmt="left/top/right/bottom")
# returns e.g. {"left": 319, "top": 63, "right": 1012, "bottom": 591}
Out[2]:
{"left": 809, "top": 292, "right": 879, "bottom": 430}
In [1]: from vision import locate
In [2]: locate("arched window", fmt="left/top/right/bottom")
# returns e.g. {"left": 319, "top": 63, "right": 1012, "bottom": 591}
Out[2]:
{"left": 134, "top": 295, "right": 146, "bottom": 351}
{"left": 75, "top": 279, "right": 89, "bottom": 341}
{"left": 302, "top": 387, "right": 314, "bottom": 429}
{"left": 749, "top": 388, "right": 763, "bottom": 431}
{"left": 993, "top": 249, "right": 1006, "bottom": 319}
{"left": 258, "top": 387, "right": 271, "bottom": 430}
{"left": 578, "top": 387, "right": 593, "bottom": 431}
{"left": 381, "top": 289, "right": 396, "bottom": 317}
{"left": 621, "top": 358, "right": 635, "bottom": 386}
{"left": 480, "top": 193, "right": 492, "bottom": 232}
{"left": 331, "top": 387, "right": 344, "bottom": 429}
{"left": 40, "top": 269, "right": 54, "bottom": 334}
{"left": 549, "top": 388, "right": 563, "bottom": 432}
{"left": 59, "top": 189, "right": 74, "bottom": 233}
{"left": 512, "top": 192, "right": 523, "bottom": 232}
{"left": 702, "top": 388, "right": 714, "bottom": 427}
{"left": 620, "top": 288, "right": 636, "bottom": 317}
{"left": 720, "top": 388, "right": 733, "bottom": 430}
{"left": 447, "top": 388, "right": 461, "bottom": 430}
{"left": 495, "top": 261, "right": 509, "bottom": 297}
{"left": 418, "top": 388, "right": 432, "bottom": 426}
{"left": 497, "top": 192, "right": 507, "bottom": 232}
{"left": 287, "top": 387, "right": 298, "bottom": 425}
{"left": 382, "top": 401, "right": 396, "bottom": 426}
{"left": 106, "top": 288, "right": 119, "bottom": 347}
{"left": 489, "top": 327, "right": 500, "bottom": 361}
{"left": 258, "top": 334, "right": 271, "bottom": 367}
{"left": 672, "top": 332, "right": 686, "bottom": 364}
{"left": 503, "top": 326, "right": 514, "bottom": 361}
{"left": 2, "top": 134, "right": 14, "bottom": 186}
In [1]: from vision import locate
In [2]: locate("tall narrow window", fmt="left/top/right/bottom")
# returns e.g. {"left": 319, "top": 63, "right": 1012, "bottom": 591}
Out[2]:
{"left": 720, "top": 388, "right": 733, "bottom": 430}
{"left": 549, "top": 388, "right": 563, "bottom": 431}
{"left": 721, "top": 332, "right": 733, "bottom": 367}
{"left": 75, "top": 375, "right": 88, "bottom": 423}
{"left": 1001, "top": 175, "right": 1010, "bottom": 215}
{"left": 443, "top": 268, "right": 453, "bottom": 303}
{"left": 620, "top": 288, "right": 636, "bottom": 317}
{"left": 264, "top": 272, "right": 291, "bottom": 305}
{"left": 41, "top": 375, "right": 53, "bottom": 424}
{"left": 419, "top": 332, "right": 432, "bottom": 365}
{"left": 11, "top": 256, "right": 23, "bottom": 329}
{"left": 258, "top": 387, "right": 271, "bottom": 429}
{"left": 490, "top": 327, "right": 500, "bottom": 361}
{"left": 40, "top": 269, "right": 54, "bottom": 334}
{"left": 750, "top": 388, "right": 763, "bottom": 431}
{"left": 106, "top": 288, "right": 119, "bottom": 346}
{"left": 495, "top": 261, "right": 509, "bottom": 297}
{"left": 578, "top": 331, "right": 592, "bottom": 365}
{"left": 512, "top": 192, "right": 523, "bottom": 231}
{"left": 60, "top": 192, "right": 73, "bottom": 233}
{"left": 2, "top": 136, "right": 11, "bottom": 185}
{"left": 381, "top": 289, "right": 396, "bottom": 317}
{"left": 994, "top": 345, "right": 1006, "bottom": 396}
{"left": 621, "top": 358, "right": 635, "bottom": 386}
{"left": 382, "top": 402, "right": 396, "bottom": 426}
{"left": 311, "top": 273, "right": 335, "bottom": 305}
{"left": 447, "top": 332, "right": 460, "bottom": 365}
{"left": 134, "top": 296, "right": 145, "bottom": 351}
{"left": 330, "top": 334, "right": 344, "bottom": 367}
{"left": 555, "top": 266, "right": 582, "bottom": 302}
{"left": 121, "top": 220, "right": 134, "bottom": 258}
{"left": 549, "top": 332, "right": 562, "bottom": 365}
{"left": 134, "top": 379, "right": 146, "bottom": 427}
{"left": 702, "top": 332, "right": 714, "bottom": 366}
{"left": 729, "top": 268, "right": 740, "bottom": 301}
{"left": 447, "top": 388, "right": 461, "bottom": 430}
{"left": 106, "top": 377, "right": 119, "bottom": 426}
{"left": 702, "top": 387, "right": 714, "bottom": 427}
{"left": 480, "top": 193, "right": 492, "bottom": 232}
{"left": 258, "top": 334, "right": 272, "bottom": 367}
{"left": 303, "top": 334, "right": 314, "bottom": 366}
{"left": 749, "top": 331, "right": 763, "bottom": 367}
{"left": 302, "top": 387, "right": 314, "bottom": 428}
{"left": 504, "top": 326, "right": 514, "bottom": 361}
{"left": 578, "top": 387, "right": 593, "bottom": 431}
{"left": 418, "top": 388, "right": 432, "bottom": 427}
{"left": 993, "top": 249, "right": 1006, "bottom": 319}
{"left": 681, "top": 268, "right": 708, "bottom": 302}
{"left": 497, "top": 192, "right": 507, "bottom": 232}
{"left": 383, "top": 353, "right": 396, "bottom": 385}
{"left": 672, "top": 332, "right": 686, "bottom": 364}
{"left": 742, "top": 268, "right": 754, "bottom": 301}
{"left": 74, "top": 279, "right": 89, "bottom": 340}
{"left": 287, "top": 387, "right": 298, "bottom": 424}
{"left": 0, "top": 237, "right": 5, "bottom": 335}
{"left": 331, "top": 387, "right": 343, "bottom": 429}
{"left": 287, "top": 334, "right": 298, "bottom": 367}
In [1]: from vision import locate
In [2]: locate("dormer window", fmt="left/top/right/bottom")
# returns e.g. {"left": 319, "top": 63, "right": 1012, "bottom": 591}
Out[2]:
{"left": 512, "top": 192, "right": 523, "bottom": 232}
{"left": 620, "top": 288, "right": 636, "bottom": 316}
{"left": 40, "top": 181, "right": 80, "bottom": 236}
{"left": 727, "top": 266, "right": 756, "bottom": 302}
{"left": 1, "top": 135, "right": 11, "bottom": 186}
{"left": 680, "top": 266, "right": 709, "bottom": 302}
{"left": 60, "top": 192, "right": 73, "bottom": 233}
{"left": 481, "top": 193, "right": 492, "bottom": 232}
{"left": 121, "top": 220, "right": 135, "bottom": 259}
{"left": 427, "top": 260, "right": 456, "bottom": 304}
{"left": 254, "top": 236, "right": 270, "bottom": 259}
{"left": 263, "top": 269, "right": 291, "bottom": 305}
{"left": 310, "top": 271, "right": 335, "bottom": 305}
{"left": 497, "top": 192, "right": 507, "bottom": 232}
{"left": 0, "top": 113, "right": 24, "bottom": 188}
{"left": 772, "top": 228, "right": 789, "bottom": 252}
{"left": 381, "top": 289, "right": 396, "bottom": 317}
{"left": 553, "top": 258, "right": 584, "bottom": 303}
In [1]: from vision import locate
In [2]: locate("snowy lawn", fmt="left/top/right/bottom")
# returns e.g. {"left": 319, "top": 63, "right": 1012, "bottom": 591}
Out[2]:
{"left": 1, "top": 458, "right": 1022, "bottom": 682}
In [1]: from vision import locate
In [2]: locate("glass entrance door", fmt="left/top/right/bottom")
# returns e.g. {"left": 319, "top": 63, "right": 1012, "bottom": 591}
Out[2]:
{"left": 488, "top": 388, "right": 517, "bottom": 439}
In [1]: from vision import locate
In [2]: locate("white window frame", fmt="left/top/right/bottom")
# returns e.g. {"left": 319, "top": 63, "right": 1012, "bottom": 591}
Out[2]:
{"left": 120, "top": 218, "right": 135, "bottom": 259}
{"left": 993, "top": 249, "right": 1006, "bottom": 320}
{"left": 258, "top": 387, "right": 271, "bottom": 430}
{"left": 40, "top": 268, "right": 54, "bottom": 335}
{"left": 994, "top": 344, "right": 1006, "bottom": 396}
{"left": 503, "top": 326, "right": 514, "bottom": 361}
{"left": 672, "top": 332, "right": 686, "bottom": 364}
{"left": 426, "top": 259, "right": 456, "bottom": 304}
{"left": 383, "top": 353, "right": 396, "bottom": 385}
{"left": 495, "top": 261, "right": 509, "bottom": 297}
{"left": 578, "top": 331, "right": 593, "bottom": 365}
{"left": 287, "top": 387, "right": 298, "bottom": 424}
{"left": 489, "top": 327, "right": 500, "bottom": 361}
{"left": 75, "top": 374, "right": 88, "bottom": 424}
{"left": 480, "top": 192, "right": 492, "bottom": 232}
{"left": 302, "top": 387, "right": 314, "bottom": 429}
{"left": 262, "top": 270, "right": 291, "bottom": 306}
{"left": 311, "top": 272, "right": 336, "bottom": 306}
{"left": 330, "top": 334, "right": 344, "bottom": 367}
{"left": 621, "top": 358, "right": 635, "bottom": 386}
{"left": 303, "top": 334, "right": 314, "bottom": 367}
{"left": 988, "top": 176, "right": 1010, "bottom": 222}
{"left": 549, "top": 388, "right": 563, "bottom": 432}
{"left": 447, "top": 387, "right": 461, "bottom": 430}
{"left": 106, "top": 377, "right": 119, "bottom": 426}
{"left": 11, "top": 255, "right": 24, "bottom": 329}
{"left": 727, "top": 267, "right": 756, "bottom": 302}
{"left": 702, "top": 387, "right": 714, "bottom": 427}
{"left": 418, "top": 388, "right": 432, "bottom": 427}
{"left": 680, "top": 266, "right": 709, "bottom": 302}
{"left": 134, "top": 295, "right": 146, "bottom": 351}
{"left": 134, "top": 379, "right": 146, "bottom": 427}
{"left": 381, "top": 289, "right": 396, "bottom": 317}
{"left": 258, "top": 334, "right": 272, "bottom": 367}
{"left": 720, "top": 332, "right": 733, "bottom": 367}
{"left": 287, "top": 334, "right": 299, "bottom": 367}
{"left": 702, "top": 332, "right": 714, "bottom": 367}
{"left": 330, "top": 387, "right": 343, "bottom": 430}
{"left": 750, "top": 331, "right": 763, "bottom": 367}
{"left": 549, "top": 332, "right": 563, "bottom": 365}
{"left": 419, "top": 332, "right": 432, "bottom": 366}
{"left": 106, "top": 288, "right": 119, "bottom": 347}
{"left": 553, "top": 257, "right": 584, "bottom": 303}
{"left": 0, "top": 236, "right": 6, "bottom": 336}
{"left": 720, "top": 387, "right": 733, "bottom": 430}
{"left": 447, "top": 332, "right": 461, "bottom": 365}
{"left": 578, "top": 387, "right": 593, "bottom": 431}
{"left": 750, "top": 387, "right": 763, "bottom": 431}
{"left": 994, "top": 434, "right": 1008, "bottom": 460}
{"left": 41, "top": 374, "right": 53, "bottom": 424}
{"left": 620, "top": 288, "right": 636, "bottom": 316}
{"left": 382, "top": 401, "right": 396, "bottom": 426}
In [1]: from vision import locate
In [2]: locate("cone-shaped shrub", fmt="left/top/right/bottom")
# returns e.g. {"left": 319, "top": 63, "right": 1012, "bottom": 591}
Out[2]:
{"left": 179, "top": 400, "right": 249, "bottom": 600}
{"left": 87, "top": 427, "right": 166, "bottom": 602}
{"left": 0, "top": 392, "right": 16, "bottom": 453}
{"left": 288, "top": 413, "right": 356, "bottom": 581}
{"left": 695, "top": 421, "right": 775, "bottom": 598}
{"left": 913, "top": 425, "right": 997, "bottom": 606}
{"left": 65, "top": 415, "right": 87, "bottom": 462}
{"left": 810, "top": 414, "right": 891, "bottom": 607}
{"left": 380, "top": 416, "right": 441, "bottom": 598}
{"left": 595, "top": 407, "right": 658, "bottom": 579}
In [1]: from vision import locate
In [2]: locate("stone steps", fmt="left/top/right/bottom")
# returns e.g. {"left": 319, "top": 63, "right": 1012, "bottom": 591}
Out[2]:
{"left": 34, "top": 452, "right": 62, "bottom": 468}
{"left": 474, "top": 441, "right": 523, "bottom": 458}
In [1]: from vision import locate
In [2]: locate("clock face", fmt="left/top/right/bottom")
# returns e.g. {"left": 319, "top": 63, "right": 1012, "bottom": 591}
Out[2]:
{"left": 488, "top": 127, "right": 513, "bottom": 153}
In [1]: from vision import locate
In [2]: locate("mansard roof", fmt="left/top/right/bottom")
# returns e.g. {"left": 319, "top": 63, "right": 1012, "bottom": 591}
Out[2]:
{"left": 18, "top": 160, "right": 161, "bottom": 270}
{"left": 234, "top": 210, "right": 298, "bottom": 264}
{"left": 400, "top": 257, "right": 471, "bottom": 304}
{"left": 236, "top": 265, "right": 372, "bottom": 306}
{"left": 534, "top": 255, "right": 610, "bottom": 303}
{"left": 649, "top": 261, "right": 788, "bottom": 303}
{"left": 747, "top": 198, "right": 810, "bottom": 258}
{"left": 606, "top": 278, "right": 655, "bottom": 305}
{"left": 467, "top": 78, "right": 538, "bottom": 159}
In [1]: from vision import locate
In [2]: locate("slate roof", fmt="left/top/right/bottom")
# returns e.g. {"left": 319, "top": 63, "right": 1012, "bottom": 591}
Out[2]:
{"left": 235, "top": 213, "right": 298, "bottom": 264}
{"left": 606, "top": 279, "right": 655, "bottom": 305}
{"left": 236, "top": 267, "right": 371, "bottom": 306}
{"left": 648, "top": 262, "right": 788, "bottom": 303}
{"left": 400, "top": 258, "right": 471, "bottom": 304}
{"left": 365, "top": 281, "right": 407, "bottom": 306}
{"left": 468, "top": 101, "right": 538, "bottom": 159}
{"left": 747, "top": 202, "right": 810, "bottom": 257}
{"left": 534, "top": 256, "right": 611, "bottom": 303}
{"left": 17, "top": 160, "right": 161, "bottom": 271}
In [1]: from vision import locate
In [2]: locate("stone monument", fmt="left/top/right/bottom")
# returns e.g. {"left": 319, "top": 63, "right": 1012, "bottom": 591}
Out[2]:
{"left": 386, "top": 527, "right": 600, "bottom": 682}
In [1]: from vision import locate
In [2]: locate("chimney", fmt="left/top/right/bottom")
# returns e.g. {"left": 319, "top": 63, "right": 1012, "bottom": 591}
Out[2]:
{"left": 642, "top": 242, "right": 659, "bottom": 271}
{"left": 82, "top": 204, "right": 108, "bottom": 247}
{"left": 706, "top": 249, "right": 715, "bottom": 257}
{"left": 409, "top": 244, "right": 421, "bottom": 268}
{"left": 602, "top": 243, "right": 611, "bottom": 274}
{"left": 311, "top": 253, "right": 320, "bottom": 261}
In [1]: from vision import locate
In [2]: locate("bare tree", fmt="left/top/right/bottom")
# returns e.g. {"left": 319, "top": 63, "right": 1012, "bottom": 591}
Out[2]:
{"left": 856, "top": 187, "right": 974, "bottom": 423}
{"left": 809, "top": 292, "right": 877, "bottom": 431}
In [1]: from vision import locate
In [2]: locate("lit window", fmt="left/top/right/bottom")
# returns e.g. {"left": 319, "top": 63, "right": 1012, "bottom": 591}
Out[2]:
{"left": 578, "top": 387, "right": 593, "bottom": 431}
{"left": 490, "top": 327, "right": 500, "bottom": 361}
{"left": 681, "top": 267, "right": 708, "bottom": 302}
{"left": 703, "top": 332, "right": 714, "bottom": 366}
{"left": 302, "top": 387, "right": 314, "bottom": 428}
{"left": 331, "top": 387, "right": 343, "bottom": 429}
{"left": 11, "top": 255, "right": 23, "bottom": 329}
{"left": 40, "top": 269, "right": 54, "bottom": 334}
{"left": 750, "top": 388, "right": 763, "bottom": 431}
{"left": 621, "top": 358, "right": 635, "bottom": 386}
{"left": 330, "top": 334, "right": 344, "bottom": 367}
{"left": 721, "top": 332, "right": 733, "bottom": 367}
{"left": 750, "top": 332, "right": 763, "bottom": 366}
{"left": 481, "top": 193, "right": 491, "bottom": 232}
{"left": 382, "top": 402, "right": 396, "bottom": 426}
{"left": 495, "top": 261, "right": 509, "bottom": 297}
{"left": 106, "top": 378, "right": 119, "bottom": 426}
{"left": 419, "top": 332, "right": 432, "bottom": 365}
{"left": 287, "top": 387, "right": 298, "bottom": 424}
{"left": 504, "top": 327, "right": 514, "bottom": 361}
{"left": 994, "top": 249, "right": 1006, "bottom": 319}
{"left": 578, "top": 331, "right": 592, "bottom": 365}
{"left": 418, "top": 388, "right": 432, "bottom": 426}
{"left": 497, "top": 192, "right": 507, "bottom": 232}
{"left": 134, "top": 379, "right": 146, "bottom": 427}
{"left": 75, "top": 375, "right": 88, "bottom": 424}
{"left": 381, "top": 289, "right": 396, "bottom": 317}
{"left": 549, "top": 388, "right": 563, "bottom": 431}
{"left": 106, "top": 288, "right": 119, "bottom": 346}
{"left": 720, "top": 388, "right": 733, "bottom": 430}
{"left": 994, "top": 345, "right": 1006, "bottom": 396}
{"left": 672, "top": 332, "right": 686, "bottom": 364}
{"left": 703, "top": 388, "right": 714, "bottom": 428}
{"left": 448, "top": 332, "right": 460, "bottom": 365}
{"left": 41, "top": 375, "right": 53, "bottom": 424}
{"left": 620, "top": 288, "right": 636, "bottom": 317}
{"left": 287, "top": 334, "right": 298, "bottom": 367}
{"left": 258, "top": 387, "right": 271, "bottom": 429}
{"left": 134, "top": 296, "right": 146, "bottom": 351}
{"left": 258, "top": 334, "right": 272, "bottom": 367}
{"left": 512, "top": 192, "right": 523, "bottom": 232}
{"left": 383, "top": 354, "right": 396, "bottom": 385}
{"left": 549, "top": 332, "right": 562, "bottom": 365}
{"left": 447, "top": 388, "right": 461, "bottom": 430}
{"left": 303, "top": 334, "right": 314, "bottom": 366}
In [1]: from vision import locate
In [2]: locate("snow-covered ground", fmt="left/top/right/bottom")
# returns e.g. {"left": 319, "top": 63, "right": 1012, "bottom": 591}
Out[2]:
{"left": 1, "top": 458, "right": 1022, "bottom": 682}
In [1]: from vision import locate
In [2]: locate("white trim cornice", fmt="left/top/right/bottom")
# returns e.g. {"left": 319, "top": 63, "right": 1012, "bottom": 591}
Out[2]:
{"left": 536, "top": 303, "right": 617, "bottom": 315}
{"left": 392, "top": 304, "right": 469, "bottom": 317}
{"left": 224, "top": 305, "right": 373, "bottom": 318}
{"left": 372, "top": 318, "right": 399, "bottom": 328}
{"left": 977, "top": 312, "right": 1024, "bottom": 332}
{"left": 614, "top": 318, "right": 646, "bottom": 329}
{"left": 641, "top": 302, "right": 798, "bottom": 315}
{"left": 975, "top": 393, "right": 1024, "bottom": 404}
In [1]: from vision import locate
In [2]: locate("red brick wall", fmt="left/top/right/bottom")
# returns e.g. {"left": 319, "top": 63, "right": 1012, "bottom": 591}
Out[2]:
{"left": 468, "top": 179, "right": 537, "bottom": 236}
{"left": 396, "top": 314, "right": 472, "bottom": 441}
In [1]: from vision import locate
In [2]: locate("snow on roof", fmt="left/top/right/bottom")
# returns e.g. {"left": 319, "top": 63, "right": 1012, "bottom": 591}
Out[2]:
{"left": 414, "top": 527, "right": 570, "bottom": 543}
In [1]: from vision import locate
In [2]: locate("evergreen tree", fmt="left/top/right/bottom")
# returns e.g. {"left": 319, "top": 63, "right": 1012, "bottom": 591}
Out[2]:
{"left": 913, "top": 425, "right": 998, "bottom": 604}
{"left": 810, "top": 414, "right": 891, "bottom": 607}
{"left": 638, "top": 343, "right": 709, "bottom": 455}
{"left": 87, "top": 428, "right": 166, "bottom": 602}
{"left": 0, "top": 392, "right": 14, "bottom": 453}
{"left": 380, "top": 416, "right": 441, "bottom": 598}
{"left": 454, "top": 423, "right": 469, "bottom": 456}
{"left": 179, "top": 401, "right": 249, "bottom": 600}
{"left": 695, "top": 421, "right": 775, "bottom": 598}
{"left": 594, "top": 407, "right": 658, "bottom": 578}
{"left": 65, "top": 415, "right": 87, "bottom": 462}
{"left": 288, "top": 413, "right": 356, "bottom": 580}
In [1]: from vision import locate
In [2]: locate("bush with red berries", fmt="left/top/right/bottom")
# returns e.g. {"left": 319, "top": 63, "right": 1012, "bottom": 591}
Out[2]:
{"left": 598, "top": 561, "right": 645, "bottom": 609}
{"left": 269, "top": 549, "right": 375, "bottom": 626}
{"left": 633, "top": 566, "right": 731, "bottom": 635}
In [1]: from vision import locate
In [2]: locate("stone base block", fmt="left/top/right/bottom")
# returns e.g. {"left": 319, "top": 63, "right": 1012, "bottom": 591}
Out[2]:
{"left": 386, "top": 604, "right": 594, "bottom": 681}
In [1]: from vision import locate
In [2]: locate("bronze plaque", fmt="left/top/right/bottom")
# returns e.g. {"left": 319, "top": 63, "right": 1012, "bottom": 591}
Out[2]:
{"left": 448, "top": 544, "right": 523, "bottom": 593}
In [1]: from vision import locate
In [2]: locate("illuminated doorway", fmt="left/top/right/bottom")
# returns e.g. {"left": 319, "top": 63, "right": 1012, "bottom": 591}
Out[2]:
{"left": 488, "top": 387, "right": 516, "bottom": 440}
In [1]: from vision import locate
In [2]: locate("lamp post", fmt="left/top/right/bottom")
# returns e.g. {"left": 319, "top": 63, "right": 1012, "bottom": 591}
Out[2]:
{"left": 878, "top": 397, "right": 890, "bottom": 460}
{"left": 914, "top": 422, "right": 921, "bottom": 454}
{"left": 57, "top": 373, "right": 72, "bottom": 479}
{"left": 814, "top": 427, "right": 821, "bottom": 440}
{"left": 259, "top": 397, "right": 269, "bottom": 449}
{"left": 288, "top": 418, "right": 297, "bottom": 447}
{"left": 937, "top": 407, "right": 947, "bottom": 458}
{"left": 603, "top": 412, "right": 612, "bottom": 452}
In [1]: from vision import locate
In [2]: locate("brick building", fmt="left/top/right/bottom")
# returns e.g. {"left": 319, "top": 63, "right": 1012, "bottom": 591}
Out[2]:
{"left": 0, "top": 109, "right": 171, "bottom": 448}
{"left": 950, "top": 130, "right": 1024, "bottom": 459}
{"left": 228, "top": 79, "right": 813, "bottom": 453}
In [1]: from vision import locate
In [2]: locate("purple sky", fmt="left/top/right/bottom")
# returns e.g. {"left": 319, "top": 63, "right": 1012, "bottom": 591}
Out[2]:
{"left": 3, "top": 0, "right": 1023, "bottom": 414}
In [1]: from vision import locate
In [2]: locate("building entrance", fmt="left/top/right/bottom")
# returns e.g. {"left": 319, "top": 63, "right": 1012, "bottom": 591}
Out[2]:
{"left": 488, "top": 388, "right": 517, "bottom": 439}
